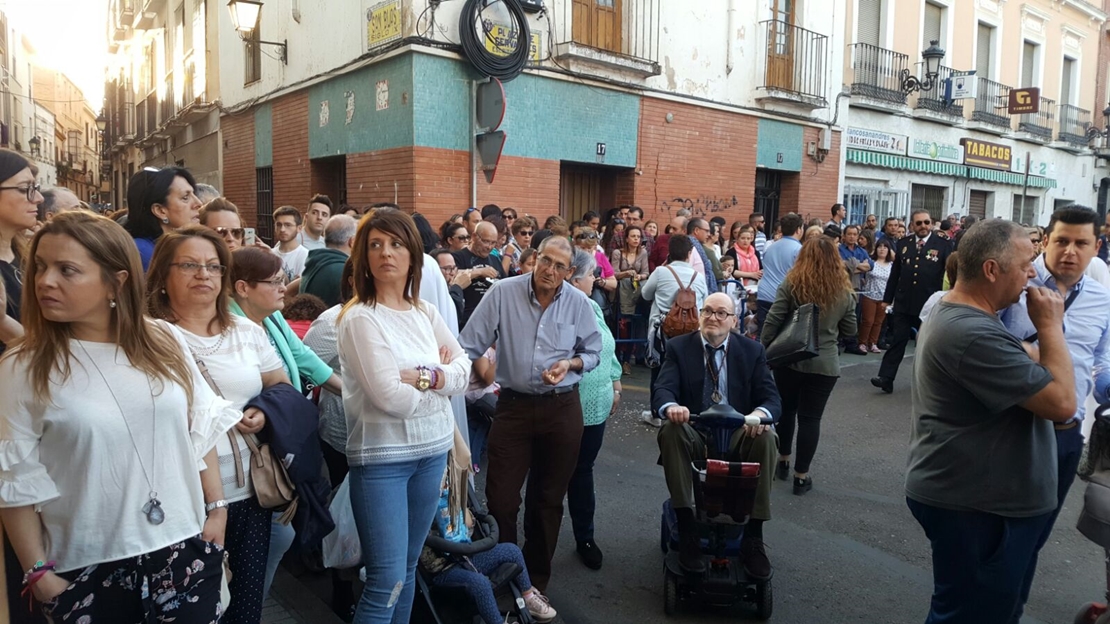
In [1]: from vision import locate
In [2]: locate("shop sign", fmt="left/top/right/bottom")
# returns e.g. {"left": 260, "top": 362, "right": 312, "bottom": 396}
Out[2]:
{"left": 365, "top": 0, "right": 402, "bottom": 50}
{"left": 846, "top": 127, "right": 907, "bottom": 155}
{"left": 908, "top": 137, "right": 964, "bottom": 164}
{"left": 960, "top": 138, "right": 1012, "bottom": 170}
{"left": 1008, "top": 87, "right": 1041, "bottom": 114}
{"left": 484, "top": 23, "right": 542, "bottom": 62}
{"left": 1011, "top": 153, "right": 1056, "bottom": 178}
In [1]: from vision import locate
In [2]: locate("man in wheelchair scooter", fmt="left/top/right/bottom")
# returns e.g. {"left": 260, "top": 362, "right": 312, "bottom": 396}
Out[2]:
{"left": 652, "top": 292, "right": 782, "bottom": 578}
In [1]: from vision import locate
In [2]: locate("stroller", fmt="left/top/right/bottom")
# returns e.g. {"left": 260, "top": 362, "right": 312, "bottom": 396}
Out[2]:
{"left": 1074, "top": 405, "right": 1110, "bottom": 624}
{"left": 659, "top": 404, "right": 774, "bottom": 619}
{"left": 414, "top": 483, "right": 537, "bottom": 624}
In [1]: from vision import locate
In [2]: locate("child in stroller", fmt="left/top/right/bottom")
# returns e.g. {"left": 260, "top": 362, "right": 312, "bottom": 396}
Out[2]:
{"left": 418, "top": 455, "right": 558, "bottom": 624}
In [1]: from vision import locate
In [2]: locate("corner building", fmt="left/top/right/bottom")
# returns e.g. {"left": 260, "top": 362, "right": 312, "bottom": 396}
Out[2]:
{"left": 217, "top": 0, "right": 849, "bottom": 239}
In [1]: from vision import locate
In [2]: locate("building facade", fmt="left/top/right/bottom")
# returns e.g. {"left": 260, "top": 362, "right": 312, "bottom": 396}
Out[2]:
{"left": 216, "top": 0, "right": 848, "bottom": 241}
{"left": 0, "top": 18, "right": 36, "bottom": 165}
{"left": 33, "top": 68, "right": 103, "bottom": 204}
{"left": 103, "top": 0, "right": 222, "bottom": 210}
{"left": 842, "top": 0, "right": 1109, "bottom": 225}
{"left": 30, "top": 102, "right": 57, "bottom": 188}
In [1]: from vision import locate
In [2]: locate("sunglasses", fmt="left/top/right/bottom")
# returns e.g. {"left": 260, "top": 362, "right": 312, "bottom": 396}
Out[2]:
{"left": 215, "top": 227, "right": 245, "bottom": 239}
{"left": 576, "top": 233, "right": 599, "bottom": 241}
{"left": 518, "top": 230, "right": 534, "bottom": 236}
{"left": 915, "top": 220, "right": 932, "bottom": 226}
{"left": 453, "top": 234, "right": 471, "bottom": 241}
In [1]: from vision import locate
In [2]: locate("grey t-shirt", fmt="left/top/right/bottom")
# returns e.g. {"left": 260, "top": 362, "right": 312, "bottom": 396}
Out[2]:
{"left": 906, "top": 300, "right": 1057, "bottom": 518}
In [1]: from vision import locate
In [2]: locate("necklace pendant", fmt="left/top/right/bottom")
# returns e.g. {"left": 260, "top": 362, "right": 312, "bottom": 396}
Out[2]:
{"left": 142, "top": 497, "right": 166, "bottom": 525}
{"left": 711, "top": 391, "right": 722, "bottom": 404}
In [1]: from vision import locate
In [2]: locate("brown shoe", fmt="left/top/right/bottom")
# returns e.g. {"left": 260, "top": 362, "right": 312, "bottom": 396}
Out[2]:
{"left": 622, "top": 362, "right": 632, "bottom": 376}
{"left": 740, "top": 538, "right": 772, "bottom": 579}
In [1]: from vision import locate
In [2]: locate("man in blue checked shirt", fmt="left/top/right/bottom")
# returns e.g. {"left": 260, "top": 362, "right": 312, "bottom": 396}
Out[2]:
{"left": 1001, "top": 206, "right": 1110, "bottom": 621}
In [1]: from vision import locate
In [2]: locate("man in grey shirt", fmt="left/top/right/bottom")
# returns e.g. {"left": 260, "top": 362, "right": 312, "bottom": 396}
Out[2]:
{"left": 906, "top": 219, "right": 1075, "bottom": 623}
{"left": 459, "top": 235, "right": 602, "bottom": 591}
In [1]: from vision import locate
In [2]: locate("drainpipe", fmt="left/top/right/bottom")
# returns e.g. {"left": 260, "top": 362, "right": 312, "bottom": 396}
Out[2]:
{"left": 470, "top": 80, "right": 478, "bottom": 208}
{"left": 725, "top": 0, "right": 737, "bottom": 75}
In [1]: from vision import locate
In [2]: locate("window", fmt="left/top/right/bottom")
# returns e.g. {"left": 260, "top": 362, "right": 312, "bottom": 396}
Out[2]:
{"left": 1021, "top": 41, "right": 1038, "bottom": 88}
{"left": 923, "top": 2, "right": 944, "bottom": 48}
{"left": 244, "top": 27, "right": 261, "bottom": 84}
{"left": 1060, "top": 57, "right": 1075, "bottom": 108}
{"left": 976, "top": 23, "right": 994, "bottom": 80}
{"left": 857, "top": 0, "right": 882, "bottom": 46}
{"left": 256, "top": 166, "right": 274, "bottom": 242}
{"left": 911, "top": 183, "right": 946, "bottom": 221}
{"left": 1012, "top": 194, "right": 1037, "bottom": 224}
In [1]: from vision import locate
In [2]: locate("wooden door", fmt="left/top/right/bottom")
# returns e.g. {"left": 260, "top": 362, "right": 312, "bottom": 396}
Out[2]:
{"left": 561, "top": 165, "right": 616, "bottom": 221}
{"left": 766, "top": 0, "right": 796, "bottom": 91}
{"left": 572, "top": 0, "right": 622, "bottom": 54}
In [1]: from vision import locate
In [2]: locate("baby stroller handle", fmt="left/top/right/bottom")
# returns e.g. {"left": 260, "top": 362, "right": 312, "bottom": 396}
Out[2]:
{"left": 424, "top": 511, "right": 500, "bottom": 556}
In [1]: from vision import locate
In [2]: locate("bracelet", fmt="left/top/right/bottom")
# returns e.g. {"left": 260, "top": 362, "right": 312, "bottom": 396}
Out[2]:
{"left": 205, "top": 499, "right": 229, "bottom": 514}
{"left": 430, "top": 368, "right": 440, "bottom": 389}
{"left": 22, "top": 560, "right": 55, "bottom": 586}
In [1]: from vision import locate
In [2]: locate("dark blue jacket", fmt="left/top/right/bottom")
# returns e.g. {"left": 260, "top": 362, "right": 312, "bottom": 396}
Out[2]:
{"left": 246, "top": 383, "right": 334, "bottom": 548}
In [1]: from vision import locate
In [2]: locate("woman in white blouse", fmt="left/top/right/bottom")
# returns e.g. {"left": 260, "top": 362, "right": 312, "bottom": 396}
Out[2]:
{"left": 338, "top": 209, "right": 470, "bottom": 624}
{"left": 0, "top": 212, "right": 240, "bottom": 622}
{"left": 146, "top": 225, "right": 291, "bottom": 624}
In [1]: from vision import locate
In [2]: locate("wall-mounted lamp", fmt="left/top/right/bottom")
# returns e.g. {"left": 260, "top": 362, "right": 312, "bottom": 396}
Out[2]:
{"left": 901, "top": 40, "right": 945, "bottom": 94}
{"left": 1085, "top": 102, "right": 1110, "bottom": 154}
{"left": 228, "top": 0, "right": 287, "bottom": 64}
{"left": 28, "top": 135, "right": 41, "bottom": 157}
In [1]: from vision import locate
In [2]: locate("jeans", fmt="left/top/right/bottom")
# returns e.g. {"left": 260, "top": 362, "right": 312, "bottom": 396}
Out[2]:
{"left": 467, "top": 394, "right": 498, "bottom": 470}
{"left": 349, "top": 453, "right": 449, "bottom": 624}
{"left": 264, "top": 516, "right": 297, "bottom": 598}
{"left": 755, "top": 300, "right": 773, "bottom": 338}
{"left": 773, "top": 368, "right": 838, "bottom": 474}
{"left": 568, "top": 421, "right": 607, "bottom": 543}
{"left": 907, "top": 497, "right": 1053, "bottom": 624}
{"left": 432, "top": 543, "right": 533, "bottom": 624}
{"left": 1013, "top": 425, "right": 1085, "bottom": 622}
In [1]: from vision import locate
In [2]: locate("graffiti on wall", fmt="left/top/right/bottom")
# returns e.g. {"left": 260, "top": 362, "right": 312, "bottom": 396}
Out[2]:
{"left": 660, "top": 195, "right": 741, "bottom": 217}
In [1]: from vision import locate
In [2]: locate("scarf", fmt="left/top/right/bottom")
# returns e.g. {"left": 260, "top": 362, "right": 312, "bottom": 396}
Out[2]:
{"left": 732, "top": 243, "right": 760, "bottom": 283}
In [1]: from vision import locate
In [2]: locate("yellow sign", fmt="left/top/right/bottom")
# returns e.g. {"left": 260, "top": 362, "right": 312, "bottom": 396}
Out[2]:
{"left": 483, "top": 23, "right": 541, "bottom": 62}
{"left": 367, "top": 0, "right": 402, "bottom": 49}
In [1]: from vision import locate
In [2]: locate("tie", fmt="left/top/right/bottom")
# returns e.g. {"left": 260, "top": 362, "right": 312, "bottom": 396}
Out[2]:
{"left": 916, "top": 238, "right": 925, "bottom": 252}
{"left": 703, "top": 344, "right": 723, "bottom": 408}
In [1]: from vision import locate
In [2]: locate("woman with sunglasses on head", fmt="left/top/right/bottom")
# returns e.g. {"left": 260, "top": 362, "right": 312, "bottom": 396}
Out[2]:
{"left": 124, "top": 167, "right": 203, "bottom": 271}
{"left": 1, "top": 212, "right": 240, "bottom": 623}
{"left": 146, "top": 226, "right": 290, "bottom": 624}
{"left": 226, "top": 247, "right": 341, "bottom": 599}
{"left": 0, "top": 149, "right": 41, "bottom": 355}
{"left": 339, "top": 209, "right": 471, "bottom": 624}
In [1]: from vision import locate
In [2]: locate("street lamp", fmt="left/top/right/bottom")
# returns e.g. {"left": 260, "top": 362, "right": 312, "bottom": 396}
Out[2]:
{"left": 95, "top": 113, "right": 107, "bottom": 134}
{"left": 227, "top": 0, "right": 287, "bottom": 64}
{"left": 28, "top": 135, "right": 40, "bottom": 157}
{"left": 1085, "top": 102, "right": 1110, "bottom": 147}
{"left": 901, "top": 40, "right": 946, "bottom": 94}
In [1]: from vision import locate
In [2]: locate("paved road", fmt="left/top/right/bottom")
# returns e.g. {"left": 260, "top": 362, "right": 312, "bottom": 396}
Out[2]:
{"left": 530, "top": 352, "right": 1105, "bottom": 624}
{"left": 276, "top": 348, "right": 1105, "bottom": 623}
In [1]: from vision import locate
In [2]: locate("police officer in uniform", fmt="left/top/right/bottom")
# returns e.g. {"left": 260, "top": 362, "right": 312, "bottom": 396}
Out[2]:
{"left": 871, "top": 209, "right": 952, "bottom": 393}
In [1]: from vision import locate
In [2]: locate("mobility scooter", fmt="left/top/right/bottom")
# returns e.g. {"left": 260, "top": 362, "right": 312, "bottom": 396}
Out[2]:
{"left": 660, "top": 404, "right": 774, "bottom": 619}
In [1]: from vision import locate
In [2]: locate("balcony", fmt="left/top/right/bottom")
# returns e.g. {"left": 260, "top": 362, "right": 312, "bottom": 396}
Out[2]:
{"left": 552, "top": 0, "right": 660, "bottom": 77}
{"left": 159, "top": 74, "right": 176, "bottom": 132}
{"left": 847, "top": 43, "right": 908, "bottom": 111}
{"left": 1016, "top": 96, "right": 1055, "bottom": 143}
{"left": 913, "top": 65, "right": 964, "bottom": 126}
{"left": 118, "top": 0, "right": 134, "bottom": 24}
{"left": 756, "top": 20, "right": 828, "bottom": 109}
{"left": 969, "top": 77, "right": 1012, "bottom": 135}
{"left": 1056, "top": 104, "right": 1091, "bottom": 150}
{"left": 133, "top": 9, "right": 156, "bottom": 30}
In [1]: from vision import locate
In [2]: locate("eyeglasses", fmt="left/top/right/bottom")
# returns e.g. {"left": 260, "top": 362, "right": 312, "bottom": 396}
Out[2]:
{"left": 440, "top": 265, "right": 458, "bottom": 273}
{"left": 700, "top": 308, "right": 736, "bottom": 321}
{"left": 170, "top": 262, "right": 227, "bottom": 276}
{"left": 0, "top": 183, "right": 41, "bottom": 202}
{"left": 253, "top": 277, "right": 287, "bottom": 288}
{"left": 476, "top": 237, "right": 498, "bottom": 245}
{"left": 1030, "top": 238, "right": 1042, "bottom": 243}
{"left": 915, "top": 220, "right": 932, "bottom": 226}
{"left": 518, "top": 230, "right": 534, "bottom": 237}
{"left": 215, "top": 227, "right": 245, "bottom": 239}
{"left": 537, "top": 255, "right": 570, "bottom": 273}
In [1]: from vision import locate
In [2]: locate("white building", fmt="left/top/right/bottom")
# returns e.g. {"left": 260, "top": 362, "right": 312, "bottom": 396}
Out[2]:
{"left": 31, "top": 102, "right": 56, "bottom": 187}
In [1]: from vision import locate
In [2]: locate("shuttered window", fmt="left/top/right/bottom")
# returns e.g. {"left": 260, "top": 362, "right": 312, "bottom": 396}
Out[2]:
{"left": 1061, "top": 57, "right": 1074, "bottom": 107}
{"left": 976, "top": 23, "right": 993, "bottom": 80}
{"left": 1021, "top": 41, "right": 1037, "bottom": 87}
{"left": 1012, "top": 194, "right": 1037, "bottom": 225}
{"left": 923, "top": 3, "right": 943, "bottom": 48}
{"left": 911, "top": 184, "right": 946, "bottom": 221}
{"left": 968, "top": 190, "right": 989, "bottom": 219}
{"left": 857, "top": 0, "right": 881, "bottom": 46}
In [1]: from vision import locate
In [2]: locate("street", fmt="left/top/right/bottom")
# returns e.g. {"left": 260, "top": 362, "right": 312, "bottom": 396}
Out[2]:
{"left": 270, "top": 348, "right": 1106, "bottom": 624}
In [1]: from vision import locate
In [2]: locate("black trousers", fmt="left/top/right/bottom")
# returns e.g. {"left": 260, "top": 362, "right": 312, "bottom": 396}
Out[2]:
{"left": 772, "top": 367, "right": 839, "bottom": 474}
{"left": 877, "top": 312, "right": 920, "bottom": 382}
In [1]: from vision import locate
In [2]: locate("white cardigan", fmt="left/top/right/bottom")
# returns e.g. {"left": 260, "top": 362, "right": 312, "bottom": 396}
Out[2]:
{"left": 338, "top": 301, "right": 470, "bottom": 466}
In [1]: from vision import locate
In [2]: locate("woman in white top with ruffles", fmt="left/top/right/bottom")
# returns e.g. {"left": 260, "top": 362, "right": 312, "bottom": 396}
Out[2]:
{"left": 0, "top": 212, "right": 240, "bottom": 623}
{"left": 338, "top": 208, "right": 471, "bottom": 624}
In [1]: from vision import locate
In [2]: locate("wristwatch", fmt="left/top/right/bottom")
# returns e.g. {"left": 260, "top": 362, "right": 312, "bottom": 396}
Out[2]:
{"left": 416, "top": 367, "right": 432, "bottom": 391}
{"left": 205, "top": 499, "right": 229, "bottom": 514}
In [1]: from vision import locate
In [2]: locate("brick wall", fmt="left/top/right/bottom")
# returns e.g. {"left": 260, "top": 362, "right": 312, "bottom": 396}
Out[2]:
{"left": 220, "top": 111, "right": 256, "bottom": 227}
{"left": 794, "top": 126, "right": 842, "bottom": 221}
{"left": 271, "top": 92, "right": 310, "bottom": 211}
{"left": 347, "top": 147, "right": 416, "bottom": 209}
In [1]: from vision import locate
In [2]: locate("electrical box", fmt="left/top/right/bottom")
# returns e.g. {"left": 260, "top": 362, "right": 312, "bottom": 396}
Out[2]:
{"left": 819, "top": 128, "right": 832, "bottom": 151}
{"left": 518, "top": 0, "right": 544, "bottom": 12}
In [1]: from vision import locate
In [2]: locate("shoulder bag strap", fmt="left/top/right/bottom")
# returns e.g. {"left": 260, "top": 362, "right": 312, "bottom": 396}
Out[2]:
{"left": 194, "top": 355, "right": 246, "bottom": 489}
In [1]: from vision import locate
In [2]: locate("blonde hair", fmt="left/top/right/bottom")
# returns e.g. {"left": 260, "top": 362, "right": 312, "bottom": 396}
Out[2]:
{"left": 3, "top": 211, "right": 194, "bottom": 405}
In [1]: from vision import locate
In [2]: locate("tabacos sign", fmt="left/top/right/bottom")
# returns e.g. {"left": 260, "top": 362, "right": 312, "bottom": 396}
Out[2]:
{"left": 909, "top": 138, "right": 964, "bottom": 164}
{"left": 960, "top": 138, "right": 1012, "bottom": 171}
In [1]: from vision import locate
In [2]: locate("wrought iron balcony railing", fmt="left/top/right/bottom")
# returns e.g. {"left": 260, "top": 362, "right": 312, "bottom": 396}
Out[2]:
{"left": 1057, "top": 104, "right": 1091, "bottom": 146}
{"left": 847, "top": 43, "right": 908, "bottom": 105}
{"left": 1018, "top": 96, "right": 1056, "bottom": 140}
{"left": 970, "top": 77, "right": 1012, "bottom": 130}
{"left": 759, "top": 20, "right": 828, "bottom": 104}
{"left": 914, "top": 64, "right": 963, "bottom": 117}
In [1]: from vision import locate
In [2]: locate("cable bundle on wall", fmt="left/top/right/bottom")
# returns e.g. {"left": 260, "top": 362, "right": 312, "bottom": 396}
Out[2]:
{"left": 459, "top": 0, "right": 531, "bottom": 81}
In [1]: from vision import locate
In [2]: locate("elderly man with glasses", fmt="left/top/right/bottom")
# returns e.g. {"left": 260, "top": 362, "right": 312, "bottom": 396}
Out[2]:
{"left": 453, "top": 221, "right": 506, "bottom": 327}
{"left": 459, "top": 235, "right": 602, "bottom": 591}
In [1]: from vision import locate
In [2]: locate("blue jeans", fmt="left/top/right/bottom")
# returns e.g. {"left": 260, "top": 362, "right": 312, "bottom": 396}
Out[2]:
{"left": 264, "top": 515, "right": 297, "bottom": 598}
{"left": 907, "top": 497, "right": 1053, "bottom": 624}
{"left": 1014, "top": 425, "right": 1085, "bottom": 622}
{"left": 349, "top": 453, "right": 449, "bottom": 624}
{"left": 568, "top": 421, "right": 607, "bottom": 543}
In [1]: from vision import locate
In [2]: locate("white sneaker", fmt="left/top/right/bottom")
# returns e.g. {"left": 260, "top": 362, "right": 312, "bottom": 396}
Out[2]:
{"left": 641, "top": 410, "right": 664, "bottom": 428}
{"left": 523, "top": 591, "right": 557, "bottom": 623}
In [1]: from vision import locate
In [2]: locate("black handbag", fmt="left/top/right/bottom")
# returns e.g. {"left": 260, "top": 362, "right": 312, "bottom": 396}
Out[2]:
{"left": 765, "top": 302, "right": 820, "bottom": 367}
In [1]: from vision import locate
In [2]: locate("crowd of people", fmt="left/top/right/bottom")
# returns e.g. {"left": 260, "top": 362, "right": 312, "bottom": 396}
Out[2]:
{"left": 1, "top": 141, "right": 1108, "bottom": 624}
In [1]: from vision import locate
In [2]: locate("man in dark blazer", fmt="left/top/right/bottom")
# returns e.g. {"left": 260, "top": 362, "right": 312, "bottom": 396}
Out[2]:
{"left": 871, "top": 209, "right": 953, "bottom": 393}
{"left": 652, "top": 292, "right": 782, "bottom": 578}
